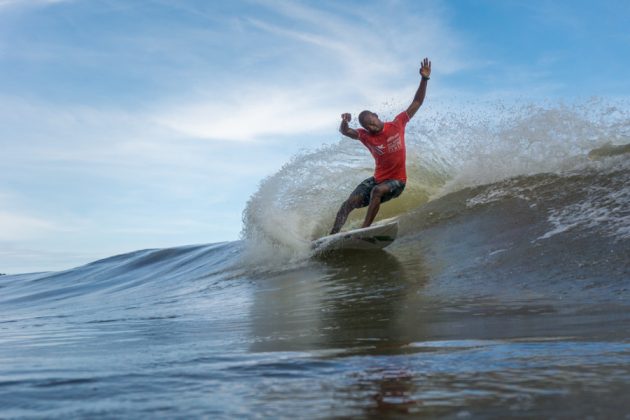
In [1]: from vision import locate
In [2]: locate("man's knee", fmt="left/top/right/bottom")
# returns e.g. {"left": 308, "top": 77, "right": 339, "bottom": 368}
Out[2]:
{"left": 370, "top": 185, "right": 389, "bottom": 200}
{"left": 344, "top": 195, "right": 363, "bottom": 210}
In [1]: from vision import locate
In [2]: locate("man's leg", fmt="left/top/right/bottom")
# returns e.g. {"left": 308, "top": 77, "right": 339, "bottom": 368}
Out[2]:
{"left": 330, "top": 195, "right": 363, "bottom": 234}
{"left": 361, "top": 183, "right": 392, "bottom": 228}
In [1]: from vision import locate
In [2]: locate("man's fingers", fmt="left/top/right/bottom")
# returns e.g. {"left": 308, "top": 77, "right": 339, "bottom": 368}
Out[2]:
{"left": 421, "top": 58, "right": 431, "bottom": 72}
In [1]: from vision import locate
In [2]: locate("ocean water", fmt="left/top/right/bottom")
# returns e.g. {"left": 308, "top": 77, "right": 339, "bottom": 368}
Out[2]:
{"left": 1, "top": 102, "right": 629, "bottom": 418}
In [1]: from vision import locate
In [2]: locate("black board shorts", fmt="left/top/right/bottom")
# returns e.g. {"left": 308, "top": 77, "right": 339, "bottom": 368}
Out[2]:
{"left": 350, "top": 177, "right": 406, "bottom": 208}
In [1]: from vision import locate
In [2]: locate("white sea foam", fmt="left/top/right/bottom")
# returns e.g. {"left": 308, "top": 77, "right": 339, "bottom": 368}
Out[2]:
{"left": 538, "top": 171, "right": 630, "bottom": 241}
{"left": 429, "top": 99, "right": 630, "bottom": 196}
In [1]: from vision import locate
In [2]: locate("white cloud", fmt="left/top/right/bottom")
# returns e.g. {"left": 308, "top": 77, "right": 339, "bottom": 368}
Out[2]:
{"left": 154, "top": 85, "right": 341, "bottom": 141}
{"left": 0, "top": 0, "right": 66, "bottom": 10}
{"left": 0, "top": 95, "right": 279, "bottom": 173}
{"left": 250, "top": 0, "right": 470, "bottom": 75}
{"left": 0, "top": 211, "right": 60, "bottom": 240}
{"left": 153, "top": 0, "right": 471, "bottom": 141}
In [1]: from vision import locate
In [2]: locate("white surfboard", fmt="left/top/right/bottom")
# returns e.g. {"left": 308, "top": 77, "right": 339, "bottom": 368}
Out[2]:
{"left": 312, "top": 221, "right": 398, "bottom": 252}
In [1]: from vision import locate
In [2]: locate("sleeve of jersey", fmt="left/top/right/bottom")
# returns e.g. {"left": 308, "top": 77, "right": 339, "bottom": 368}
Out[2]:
{"left": 356, "top": 129, "right": 368, "bottom": 144}
{"left": 394, "top": 111, "right": 410, "bottom": 129}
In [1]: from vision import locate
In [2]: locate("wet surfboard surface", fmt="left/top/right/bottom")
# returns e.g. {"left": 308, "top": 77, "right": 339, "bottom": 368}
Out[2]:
{"left": 312, "top": 221, "right": 398, "bottom": 252}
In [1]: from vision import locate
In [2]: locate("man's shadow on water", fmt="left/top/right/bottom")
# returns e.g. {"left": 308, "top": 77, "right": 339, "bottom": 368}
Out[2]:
{"left": 248, "top": 248, "right": 430, "bottom": 354}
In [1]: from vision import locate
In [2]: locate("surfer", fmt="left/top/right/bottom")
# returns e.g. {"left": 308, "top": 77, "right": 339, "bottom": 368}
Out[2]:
{"left": 330, "top": 57, "right": 431, "bottom": 234}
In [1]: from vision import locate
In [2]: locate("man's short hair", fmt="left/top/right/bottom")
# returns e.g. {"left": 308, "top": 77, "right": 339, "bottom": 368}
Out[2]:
{"left": 358, "top": 110, "right": 372, "bottom": 126}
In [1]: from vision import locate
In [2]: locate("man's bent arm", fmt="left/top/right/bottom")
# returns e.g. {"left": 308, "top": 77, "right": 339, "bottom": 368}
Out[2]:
{"left": 406, "top": 57, "right": 431, "bottom": 120}
{"left": 340, "top": 113, "right": 359, "bottom": 139}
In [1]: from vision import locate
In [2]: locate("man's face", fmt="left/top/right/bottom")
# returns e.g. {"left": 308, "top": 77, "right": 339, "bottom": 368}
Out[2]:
{"left": 361, "top": 112, "right": 384, "bottom": 134}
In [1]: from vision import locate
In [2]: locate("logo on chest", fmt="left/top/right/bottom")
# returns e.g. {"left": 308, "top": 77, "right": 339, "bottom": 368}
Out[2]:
{"left": 372, "top": 144, "right": 386, "bottom": 155}
{"left": 367, "top": 128, "right": 403, "bottom": 156}
{"left": 385, "top": 133, "right": 402, "bottom": 153}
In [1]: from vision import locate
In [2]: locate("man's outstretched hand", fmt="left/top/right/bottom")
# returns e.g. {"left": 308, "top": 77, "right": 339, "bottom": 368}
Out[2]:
{"left": 341, "top": 113, "right": 352, "bottom": 122}
{"left": 420, "top": 57, "right": 431, "bottom": 79}
{"left": 406, "top": 57, "right": 431, "bottom": 119}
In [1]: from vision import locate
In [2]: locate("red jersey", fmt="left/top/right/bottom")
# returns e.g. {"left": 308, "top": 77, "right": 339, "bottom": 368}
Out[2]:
{"left": 357, "top": 111, "right": 410, "bottom": 183}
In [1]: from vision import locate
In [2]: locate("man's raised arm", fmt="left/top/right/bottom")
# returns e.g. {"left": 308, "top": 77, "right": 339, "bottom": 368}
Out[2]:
{"left": 406, "top": 57, "right": 431, "bottom": 120}
{"left": 339, "top": 113, "right": 359, "bottom": 140}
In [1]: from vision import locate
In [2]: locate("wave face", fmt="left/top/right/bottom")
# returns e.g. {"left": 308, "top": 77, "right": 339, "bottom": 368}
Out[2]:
{"left": 1, "top": 101, "right": 629, "bottom": 418}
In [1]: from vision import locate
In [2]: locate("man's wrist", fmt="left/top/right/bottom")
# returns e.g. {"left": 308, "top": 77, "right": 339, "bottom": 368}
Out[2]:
{"left": 422, "top": 75, "right": 430, "bottom": 81}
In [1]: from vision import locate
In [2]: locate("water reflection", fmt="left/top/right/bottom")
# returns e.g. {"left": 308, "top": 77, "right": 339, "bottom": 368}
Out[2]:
{"left": 248, "top": 250, "right": 430, "bottom": 354}
{"left": 246, "top": 250, "right": 435, "bottom": 414}
{"left": 363, "top": 367, "right": 421, "bottom": 416}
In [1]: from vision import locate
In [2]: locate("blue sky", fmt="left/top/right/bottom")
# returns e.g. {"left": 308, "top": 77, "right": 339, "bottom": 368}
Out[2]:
{"left": 1, "top": 0, "right": 629, "bottom": 273}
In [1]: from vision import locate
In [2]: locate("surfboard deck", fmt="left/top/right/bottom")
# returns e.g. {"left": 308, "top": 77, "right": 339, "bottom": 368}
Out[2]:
{"left": 312, "top": 221, "right": 398, "bottom": 252}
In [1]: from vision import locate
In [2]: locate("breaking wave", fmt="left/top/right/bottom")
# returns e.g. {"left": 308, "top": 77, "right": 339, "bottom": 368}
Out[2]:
{"left": 240, "top": 99, "right": 630, "bottom": 266}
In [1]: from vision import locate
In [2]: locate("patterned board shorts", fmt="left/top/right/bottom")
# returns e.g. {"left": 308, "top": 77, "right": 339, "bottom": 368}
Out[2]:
{"left": 350, "top": 177, "right": 406, "bottom": 208}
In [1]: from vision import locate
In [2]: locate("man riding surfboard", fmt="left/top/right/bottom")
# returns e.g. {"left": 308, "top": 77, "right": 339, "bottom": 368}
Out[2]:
{"left": 330, "top": 57, "right": 432, "bottom": 234}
